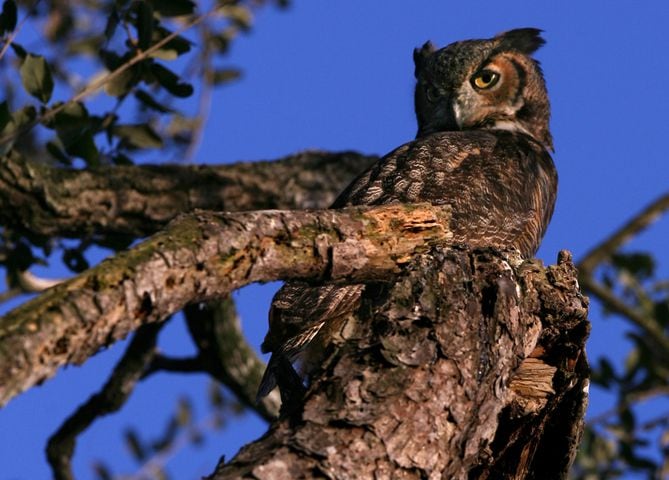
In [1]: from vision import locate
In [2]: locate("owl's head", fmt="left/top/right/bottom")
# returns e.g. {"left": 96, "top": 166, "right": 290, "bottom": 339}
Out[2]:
{"left": 414, "top": 28, "right": 552, "bottom": 150}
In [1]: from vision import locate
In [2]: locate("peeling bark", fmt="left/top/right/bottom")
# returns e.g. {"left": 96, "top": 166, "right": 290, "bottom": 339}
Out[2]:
{"left": 209, "top": 249, "right": 589, "bottom": 480}
{"left": 0, "top": 151, "right": 376, "bottom": 240}
{"left": 0, "top": 203, "right": 451, "bottom": 406}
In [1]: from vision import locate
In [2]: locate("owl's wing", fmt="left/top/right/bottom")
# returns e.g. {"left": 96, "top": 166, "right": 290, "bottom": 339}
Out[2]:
{"left": 261, "top": 282, "right": 365, "bottom": 356}
{"left": 257, "top": 282, "right": 364, "bottom": 400}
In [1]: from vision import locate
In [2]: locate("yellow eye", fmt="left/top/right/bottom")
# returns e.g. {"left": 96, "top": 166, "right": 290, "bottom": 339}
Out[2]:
{"left": 472, "top": 70, "right": 500, "bottom": 89}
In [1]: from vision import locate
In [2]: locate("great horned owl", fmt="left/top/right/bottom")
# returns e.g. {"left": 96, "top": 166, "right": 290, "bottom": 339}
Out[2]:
{"left": 257, "top": 28, "right": 558, "bottom": 403}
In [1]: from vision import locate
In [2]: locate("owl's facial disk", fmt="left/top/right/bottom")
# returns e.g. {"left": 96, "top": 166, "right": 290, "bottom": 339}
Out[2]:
{"left": 414, "top": 29, "right": 553, "bottom": 150}
{"left": 454, "top": 53, "right": 529, "bottom": 136}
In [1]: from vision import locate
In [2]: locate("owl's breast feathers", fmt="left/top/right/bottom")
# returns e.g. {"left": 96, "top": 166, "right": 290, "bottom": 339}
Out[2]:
{"left": 257, "top": 130, "right": 557, "bottom": 400}
{"left": 333, "top": 130, "right": 557, "bottom": 258}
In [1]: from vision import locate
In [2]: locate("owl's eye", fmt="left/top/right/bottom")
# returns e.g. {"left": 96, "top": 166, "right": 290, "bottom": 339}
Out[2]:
{"left": 472, "top": 70, "right": 500, "bottom": 89}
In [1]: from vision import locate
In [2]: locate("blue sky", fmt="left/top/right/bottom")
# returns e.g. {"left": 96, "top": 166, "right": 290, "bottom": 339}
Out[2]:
{"left": 1, "top": 1, "right": 669, "bottom": 479}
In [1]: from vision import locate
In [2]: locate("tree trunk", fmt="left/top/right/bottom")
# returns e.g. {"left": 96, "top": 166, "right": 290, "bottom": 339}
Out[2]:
{"left": 209, "top": 248, "right": 589, "bottom": 480}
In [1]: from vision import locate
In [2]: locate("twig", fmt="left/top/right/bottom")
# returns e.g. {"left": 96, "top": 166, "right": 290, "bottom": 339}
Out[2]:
{"left": 579, "top": 193, "right": 669, "bottom": 274}
{"left": 0, "top": 5, "right": 223, "bottom": 146}
{"left": 587, "top": 386, "right": 669, "bottom": 426}
{"left": 0, "top": 270, "right": 65, "bottom": 306}
{"left": 46, "top": 322, "right": 163, "bottom": 480}
{"left": 0, "top": 0, "right": 41, "bottom": 62}
{"left": 182, "top": 22, "right": 214, "bottom": 164}
{"left": 578, "top": 276, "right": 669, "bottom": 353}
{"left": 14, "top": 269, "right": 63, "bottom": 291}
{"left": 144, "top": 354, "right": 205, "bottom": 377}
{"left": 577, "top": 192, "right": 669, "bottom": 356}
{"left": 125, "top": 407, "right": 220, "bottom": 480}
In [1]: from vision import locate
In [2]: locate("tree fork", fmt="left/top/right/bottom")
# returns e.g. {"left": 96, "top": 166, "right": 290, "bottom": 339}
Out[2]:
{"left": 209, "top": 249, "right": 589, "bottom": 480}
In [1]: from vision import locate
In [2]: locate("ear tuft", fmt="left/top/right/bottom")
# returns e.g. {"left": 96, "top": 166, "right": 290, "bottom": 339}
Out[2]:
{"left": 414, "top": 41, "right": 436, "bottom": 78}
{"left": 495, "top": 28, "right": 546, "bottom": 55}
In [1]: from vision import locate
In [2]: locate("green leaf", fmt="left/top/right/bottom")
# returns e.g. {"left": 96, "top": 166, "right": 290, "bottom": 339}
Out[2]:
{"left": 0, "top": 105, "right": 35, "bottom": 155}
{"left": 104, "top": 7, "right": 121, "bottom": 40}
{"left": 113, "top": 123, "right": 163, "bottom": 149}
{"left": 209, "top": 68, "right": 241, "bottom": 86}
{"left": 52, "top": 101, "right": 88, "bottom": 126}
{"left": 592, "top": 358, "right": 616, "bottom": 388}
{"left": 53, "top": 103, "right": 100, "bottom": 165}
{"left": 92, "top": 462, "right": 113, "bottom": 480}
{"left": 208, "top": 31, "right": 232, "bottom": 55}
{"left": 0, "top": 0, "right": 17, "bottom": 35}
{"left": 150, "top": 26, "right": 191, "bottom": 60}
{"left": 66, "top": 35, "right": 105, "bottom": 55}
{"left": 64, "top": 131, "right": 98, "bottom": 164}
{"left": 46, "top": 140, "right": 72, "bottom": 165}
{"left": 105, "top": 67, "right": 138, "bottom": 97}
{"left": 619, "top": 407, "right": 635, "bottom": 433}
{"left": 20, "top": 54, "right": 54, "bottom": 103}
{"left": 99, "top": 48, "right": 123, "bottom": 70}
{"left": 134, "top": 89, "right": 173, "bottom": 113}
{"left": 221, "top": 5, "right": 253, "bottom": 30}
{"left": 9, "top": 41, "right": 25, "bottom": 59}
{"left": 149, "top": 0, "right": 195, "bottom": 17}
{"left": 135, "top": 1, "right": 153, "bottom": 51}
{"left": 12, "top": 105, "right": 36, "bottom": 126}
{"left": 150, "top": 63, "right": 193, "bottom": 97}
{"left": 0, "top": 101, "right": 10, "bottom": 131}
{"left": 611, "top": 252, "right": 655, "bottom": 280}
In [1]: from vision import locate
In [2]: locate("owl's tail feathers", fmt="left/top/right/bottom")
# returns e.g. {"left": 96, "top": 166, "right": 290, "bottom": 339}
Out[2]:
{"left": 256, "top": 355, "right": 279, "bottom": 402}
{"left": 256, "top": 353, "right": 307, "bottom": 411}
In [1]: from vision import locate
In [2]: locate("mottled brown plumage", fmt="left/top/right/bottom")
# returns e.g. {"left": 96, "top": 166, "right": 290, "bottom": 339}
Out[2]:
{"left": 257, "top": 28, "right": 558, "bottom": 402}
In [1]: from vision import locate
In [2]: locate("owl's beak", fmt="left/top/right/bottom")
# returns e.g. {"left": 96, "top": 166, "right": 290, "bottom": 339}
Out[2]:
{"left": 417, "top": 95, "right": 459, "bottom": 138}
{"left": 451, "top": 97, "right": 464, "bottom": 130}
{"left": 439, "top": 94, "right": 460, "bottom": 131}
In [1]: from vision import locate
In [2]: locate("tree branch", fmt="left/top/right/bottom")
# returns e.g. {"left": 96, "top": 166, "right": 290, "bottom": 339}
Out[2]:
{"left": 0, "top": 151, "right": 376, "bottom": 240}
{"left": 577, "top": 192, "right": 669, "bottom": 354}
{"left": 578, "top": 192, "right": 669, "bottom": 274}
{"left": 46, "top": 322, "right": 163, "bottom": 480}
{"left": 0, "top": 203, "right": 452, "bottom": 406}
{"left": 184, "top": 299, "right": 281, "bottom": 420}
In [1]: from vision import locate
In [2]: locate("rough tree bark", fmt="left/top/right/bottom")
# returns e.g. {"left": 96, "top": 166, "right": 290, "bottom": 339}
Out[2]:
{"left": 0, "top": 151, "right": 376, "bottom": 240}
{"left": 210, "top": 249, "right": 589, "bottom": 480}
{"left": 0, "top": 203, "right": 452, "bottom": 406}
{"left": 0, "top": 154, "right": 589, "bottom": 478}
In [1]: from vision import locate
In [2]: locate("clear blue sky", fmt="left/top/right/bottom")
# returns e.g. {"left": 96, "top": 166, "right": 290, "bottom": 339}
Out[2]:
{"left": 1, "top": 1, "right": 668, "bottom": 479}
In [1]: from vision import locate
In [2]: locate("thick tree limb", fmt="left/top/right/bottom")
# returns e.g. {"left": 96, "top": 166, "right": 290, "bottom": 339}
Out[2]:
{"left": 209, "top": 249, "right": 590, "bottom": 480}
{"left": 0, "top": 151, "right": 376, "bottom": 240}
{"left": 184, "top": 299, "right": 282, "bottom": 420}
{"left": 0, "top": 203, "right": 451, "bottom": 406}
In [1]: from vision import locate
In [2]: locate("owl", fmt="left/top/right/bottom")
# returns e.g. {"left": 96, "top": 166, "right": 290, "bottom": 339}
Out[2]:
{"left": 257, "top": 28, "right": 558, "bottom": 404}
